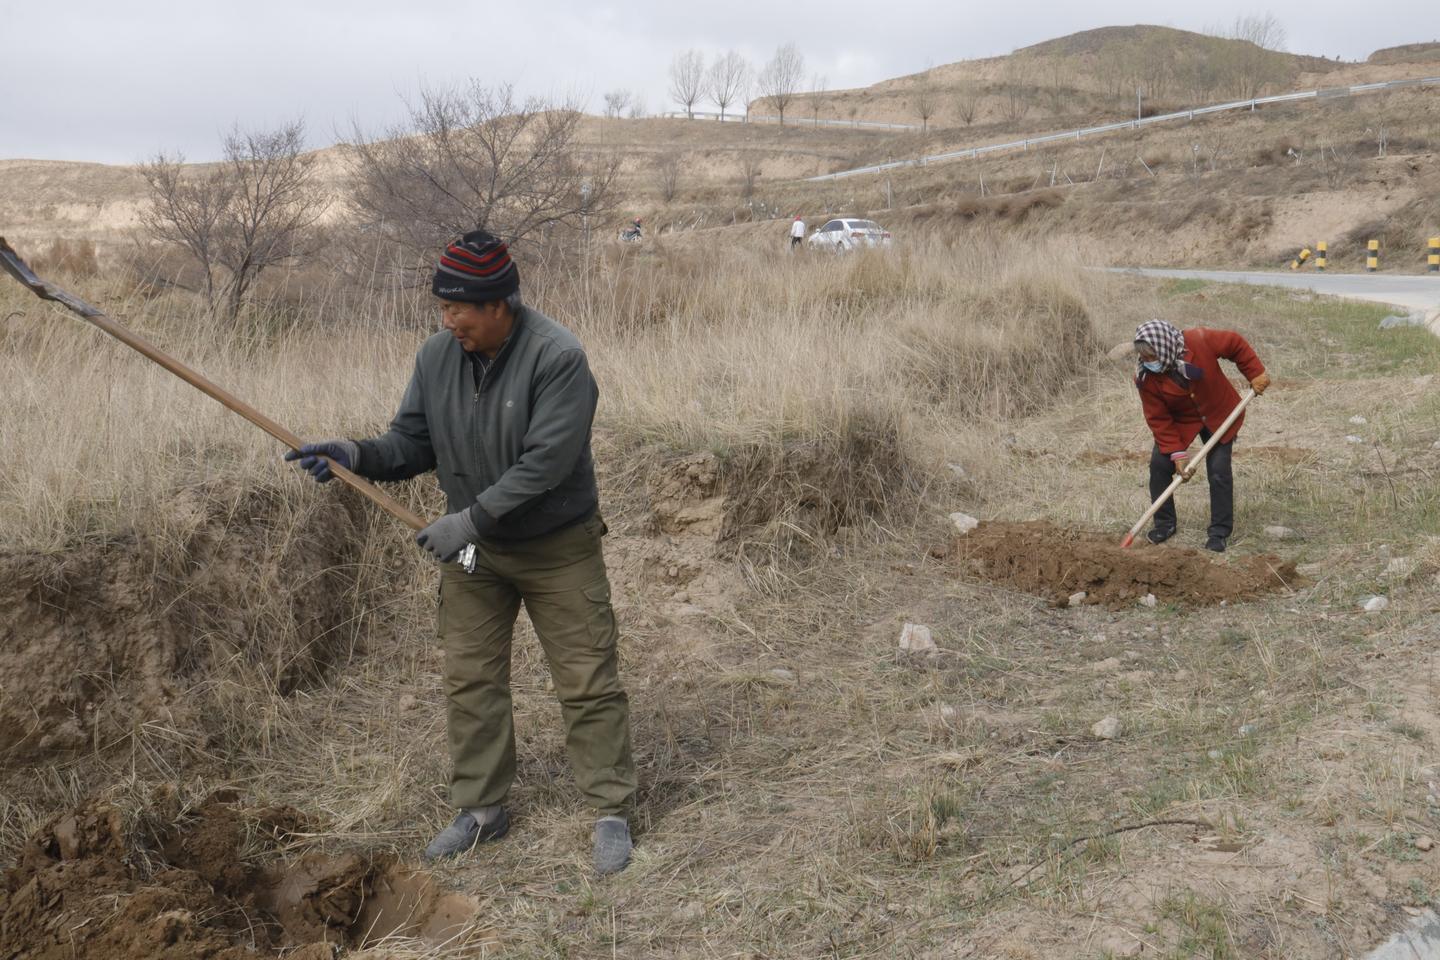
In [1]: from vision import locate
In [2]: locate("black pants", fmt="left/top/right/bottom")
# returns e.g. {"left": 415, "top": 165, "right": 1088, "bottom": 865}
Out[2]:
{"left": 1149, "top": 429, "right": 1233, "bottom": 539}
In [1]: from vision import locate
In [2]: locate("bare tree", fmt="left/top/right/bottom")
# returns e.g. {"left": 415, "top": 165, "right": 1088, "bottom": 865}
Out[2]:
{"left": 628, "top": 95, "right": 648, "bottom": 119}
{"left": 914, "top": 88, "right": 936, "bottom": 134}
{"left": 998, "top": 56, "right": 1032, "bottom": 124}
{"left": 738, "top": 155, "right": 762, "bottom": 198}
{"left": 707, "top": 50, "right": 749, "bottom": 121}
{"left": 602, "top": 89, "right": 632, "bottom": 119}
{"left": 758, "top": 43, "right": 805, "bottom": 124}
{"left": 1211, "top": 13, "right": 1289, "bottom": 98}
{"left": 954, "top": 84, "right": 981, "bottom": 126}
{"left": 669, "top": 50, "right": 706, "bottom": 119}
{"left": 804, "top": 74, "right": 828, "bottom": 125}
{"left": 1229, "top": 13, "right": 1287, "bottom": 50}
{"left": 140, "top": 120, "right": 327, "bottom": 322}
{"left": 655, "top": 152, "right": 681, "bottom": 202}
{"left": 1043, "top": 59, "right": 1071, "bottom": 114}
{"left": 345, "top": 83, "right": 619, "bottom": 270}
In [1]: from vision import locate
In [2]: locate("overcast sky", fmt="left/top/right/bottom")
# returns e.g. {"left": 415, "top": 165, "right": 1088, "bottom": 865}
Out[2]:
{"left": 1, "top": 1, "right": 1435, "bottom": 164}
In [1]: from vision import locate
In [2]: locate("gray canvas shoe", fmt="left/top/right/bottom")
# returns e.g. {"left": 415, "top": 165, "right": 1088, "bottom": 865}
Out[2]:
{"left": 593, "top": 816, "right": 632, "bottom": 875}
{"left": 422, "top": 806, "right": 509, "bottom": 862}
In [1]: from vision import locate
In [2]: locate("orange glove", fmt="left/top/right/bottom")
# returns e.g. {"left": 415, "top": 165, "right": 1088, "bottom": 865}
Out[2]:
{"left": 1250, "top": 372, "right": 1271, "bottom": 395}
{"left": 1171, "top": 451, "right": 1192, "bottom": 480}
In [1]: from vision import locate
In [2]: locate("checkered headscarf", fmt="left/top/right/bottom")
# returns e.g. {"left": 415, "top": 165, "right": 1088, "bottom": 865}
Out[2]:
{"left": 1133, "top": 319, "right": 1186, "bottom": 377}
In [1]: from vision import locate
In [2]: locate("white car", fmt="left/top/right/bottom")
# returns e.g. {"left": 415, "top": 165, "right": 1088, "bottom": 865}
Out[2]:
{"left": 806, "top": 218, "right": 893, "bottom": 252}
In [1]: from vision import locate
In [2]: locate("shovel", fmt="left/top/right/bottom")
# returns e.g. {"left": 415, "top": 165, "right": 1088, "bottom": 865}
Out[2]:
{"left": 0, "top": 236, "right": 428, "bottom": 533}
{"left": 1119, "top": 389, "right": 1257, "bottom": 548}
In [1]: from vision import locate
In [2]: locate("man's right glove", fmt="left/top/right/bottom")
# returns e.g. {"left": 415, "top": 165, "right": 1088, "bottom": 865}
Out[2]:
{"left": 284, "top": 439, "right": 360, "bottom": 483}
{"left": 1250, "top": 372, "right": 1271, "bottom": 395}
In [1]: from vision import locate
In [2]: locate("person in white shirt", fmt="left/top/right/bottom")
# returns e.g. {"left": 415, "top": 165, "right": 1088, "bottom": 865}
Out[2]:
{"left": 789, "top": 216, "right": 806, "bottom": 249}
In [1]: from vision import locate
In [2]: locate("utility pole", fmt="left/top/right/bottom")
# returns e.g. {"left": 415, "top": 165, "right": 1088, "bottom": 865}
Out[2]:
{"left": 1136, "top": 86, "right": 1142, "bottom": 121}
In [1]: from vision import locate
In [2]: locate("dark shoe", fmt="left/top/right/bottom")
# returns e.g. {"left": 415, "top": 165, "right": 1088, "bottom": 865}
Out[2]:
{"left": 593, "top": 817, "right": 632, "bottom": 875}
{"left": 1205, "top": 536, "right": 1227, "bottom": 553}
{"left": 423, "top": 807, "right": 509, "bottom": 862}
{"left": 1146, "top": 527, "right": 1176, "bottom": 545}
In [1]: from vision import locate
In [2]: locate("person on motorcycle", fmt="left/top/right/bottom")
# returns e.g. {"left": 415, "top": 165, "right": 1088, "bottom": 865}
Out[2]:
{"left": 621, "top": 218, "right": 643, "bottom": 242}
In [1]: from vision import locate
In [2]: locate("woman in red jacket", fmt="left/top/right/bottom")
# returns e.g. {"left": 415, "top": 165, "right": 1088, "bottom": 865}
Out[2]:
{"left": 1133, "top": 320, "right": 1271, "bottom": 552}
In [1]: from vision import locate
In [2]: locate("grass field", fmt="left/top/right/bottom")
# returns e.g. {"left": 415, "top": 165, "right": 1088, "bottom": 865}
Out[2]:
{"left": 1, "top": 239, "right": 1438, "bottom": 958}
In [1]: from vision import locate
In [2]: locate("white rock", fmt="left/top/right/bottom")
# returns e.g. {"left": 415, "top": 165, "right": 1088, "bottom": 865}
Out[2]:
{"left": 1263, "top": 525, "right": 1296, "bottom": 540}
{"left": 1417, "top": 835, "right": 1435, "bottom": 852}
{"left": 949, "top": 512, "right": 980, "bottom": 535}
{"left": 899, "top": 622, "right": 937, "bottom": 653}
{"left": 1362, "top": 596, "right": 1390, "bottom": 613}
{"left": 1348, "top": 415, "right": 1368, "bottom": 425}
{"left": 1238, "top": 723, "right": 1258, "bottom": 737}
{"left": 1433, "top": 440, "right": 1440, "bottom": 450}
{"left": 938, "top": 704, "right": 957, "bottom": 719}
{"left": 1092, "top": 657, "right": 1123, "bottom": 674}
{"left": 1345, "top": 435, "right": 1365, "bottom": 444}
{"left": 1068, "top": 591, "right": 1087, "bottom": 607}
{"left": 397, "top": 694, "right": 418, "bottom": 712}
{"left": 1140, "top": 593, "right": 1158, "bottom": 608}
{"left": 1207, "top": 749, "right": 1224, "bottom": 760}
{"left": 1091, "top": 716, "right": 1122, "bottom": 740}
{"left": 947, "top": 462, "right": 969, "bottom": 480}
{"left": 768, "top": 668, "right": 796, "bottom": 682}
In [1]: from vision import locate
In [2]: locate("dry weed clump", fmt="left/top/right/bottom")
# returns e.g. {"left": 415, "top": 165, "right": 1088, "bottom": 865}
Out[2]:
{"left": 28, "top": 238, "right": 99, "bottom": 278}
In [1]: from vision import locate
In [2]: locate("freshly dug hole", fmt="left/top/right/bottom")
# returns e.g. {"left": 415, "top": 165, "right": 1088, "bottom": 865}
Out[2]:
{"left": 0, "top": 794, "right": 484, "bottom": 959}
{"left": 950, "top": 521, "right": 1302, "bottom": 607}
{"left": 0, "top": 485, "right": 368, "bottom": 763}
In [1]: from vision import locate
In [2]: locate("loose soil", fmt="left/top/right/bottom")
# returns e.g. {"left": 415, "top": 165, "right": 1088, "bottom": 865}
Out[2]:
{"left": 0, "top": 794, "right": 483, "bottom": 960}
{"left": 0, "top": 487, "right": 364, "bottom": 763}
{"left": 949, "top": 520, "right": 1303, "bottom": 607}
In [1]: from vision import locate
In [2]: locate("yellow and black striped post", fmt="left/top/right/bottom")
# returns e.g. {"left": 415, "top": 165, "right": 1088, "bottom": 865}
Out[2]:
{"left": 1428, "top": 237, "right": 1439, "bottom": 273}
{"left": 1289, "top": 247, "right": 1311, "bottom": 270}
{"left": 1367, "top": 239, "right": 1379, "bottom": 272}
{"left": 1316, "top": 241, "right": 1327, "bottom": 272}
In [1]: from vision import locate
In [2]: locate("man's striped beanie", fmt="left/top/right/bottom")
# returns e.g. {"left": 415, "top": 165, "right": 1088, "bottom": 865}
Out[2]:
{"left": 433, "top": 230, "right": 520, "bottom": 303}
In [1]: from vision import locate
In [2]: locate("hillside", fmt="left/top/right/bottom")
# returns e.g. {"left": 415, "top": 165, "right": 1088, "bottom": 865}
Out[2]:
{"left": 3, "top": 26, "right": 1439, "bottom": 273}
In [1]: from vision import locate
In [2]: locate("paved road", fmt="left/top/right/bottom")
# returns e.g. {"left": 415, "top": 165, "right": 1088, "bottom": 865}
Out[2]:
{"left": 1114, "top": 267, "right": 1440, "bottom": 316}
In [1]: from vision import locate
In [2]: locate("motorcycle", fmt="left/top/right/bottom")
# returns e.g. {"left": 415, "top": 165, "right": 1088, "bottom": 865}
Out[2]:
{"left": 618, "top": 219, "right": 643, "bottom": 243}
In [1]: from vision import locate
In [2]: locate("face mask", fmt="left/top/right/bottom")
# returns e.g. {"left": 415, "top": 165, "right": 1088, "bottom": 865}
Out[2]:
{"left": 1142, "top": 360, "right": 1164, "bottom": 373}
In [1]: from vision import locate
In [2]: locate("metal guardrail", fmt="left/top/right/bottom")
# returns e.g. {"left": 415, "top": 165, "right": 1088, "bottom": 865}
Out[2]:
{"left": 660, "top": 110, "right": 922, "bottom": 131}
{"left": 804, "top": 76, "right": 1440, "bottom": 182}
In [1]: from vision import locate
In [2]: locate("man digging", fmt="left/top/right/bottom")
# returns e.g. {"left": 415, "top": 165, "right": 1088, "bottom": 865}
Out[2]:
{"left": 286, "top": 231, "right": 637, "bottom": 875}
{"left": 1132, "top": 319, "right": 1271, "bottom": 552}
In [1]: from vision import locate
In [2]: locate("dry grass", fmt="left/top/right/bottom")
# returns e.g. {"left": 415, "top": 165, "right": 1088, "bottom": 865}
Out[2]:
{"left": 3, "top": 240, "right": 1440, "bottom": 959}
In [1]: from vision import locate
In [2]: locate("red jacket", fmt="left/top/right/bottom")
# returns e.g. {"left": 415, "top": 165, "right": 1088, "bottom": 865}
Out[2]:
{"left": 1136, "top": 328, "right": 1266, "bottom": 455}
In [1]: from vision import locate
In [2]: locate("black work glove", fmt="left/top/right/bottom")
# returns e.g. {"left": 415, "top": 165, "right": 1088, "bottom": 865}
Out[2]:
{"left": 284, "top": 439, "right": 360, "bottom": 483}
{"left": 416, "top": 509, "right": 483, "bottom": 563}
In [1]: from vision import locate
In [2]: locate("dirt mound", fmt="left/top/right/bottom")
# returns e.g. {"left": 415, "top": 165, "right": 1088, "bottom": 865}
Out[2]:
{"left": 949, "top": 521, "right": 1302, "bottom": 607}
{"left": 0, "top": 794, "right": 483, "bottom": 959}
{"left": 648, "top": 424, "right": 913, "bottom": 543}
{"left": 0, "top": 486, "right": 365, "bottom": 763}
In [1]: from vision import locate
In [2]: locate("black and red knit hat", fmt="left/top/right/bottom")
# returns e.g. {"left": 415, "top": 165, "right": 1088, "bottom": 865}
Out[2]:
{"left": 432, "top": 230, "right": 520, "bottom": 303}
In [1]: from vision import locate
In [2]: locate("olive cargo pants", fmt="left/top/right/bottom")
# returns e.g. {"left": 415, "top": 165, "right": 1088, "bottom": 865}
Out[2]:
{"left": 437, "top": 513, "right": 636, "bottom": 817}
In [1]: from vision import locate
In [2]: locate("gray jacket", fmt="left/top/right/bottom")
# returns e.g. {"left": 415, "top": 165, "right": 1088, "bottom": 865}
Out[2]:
{"left": 356, "top": 305, "right": 599, "bottom": 541}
